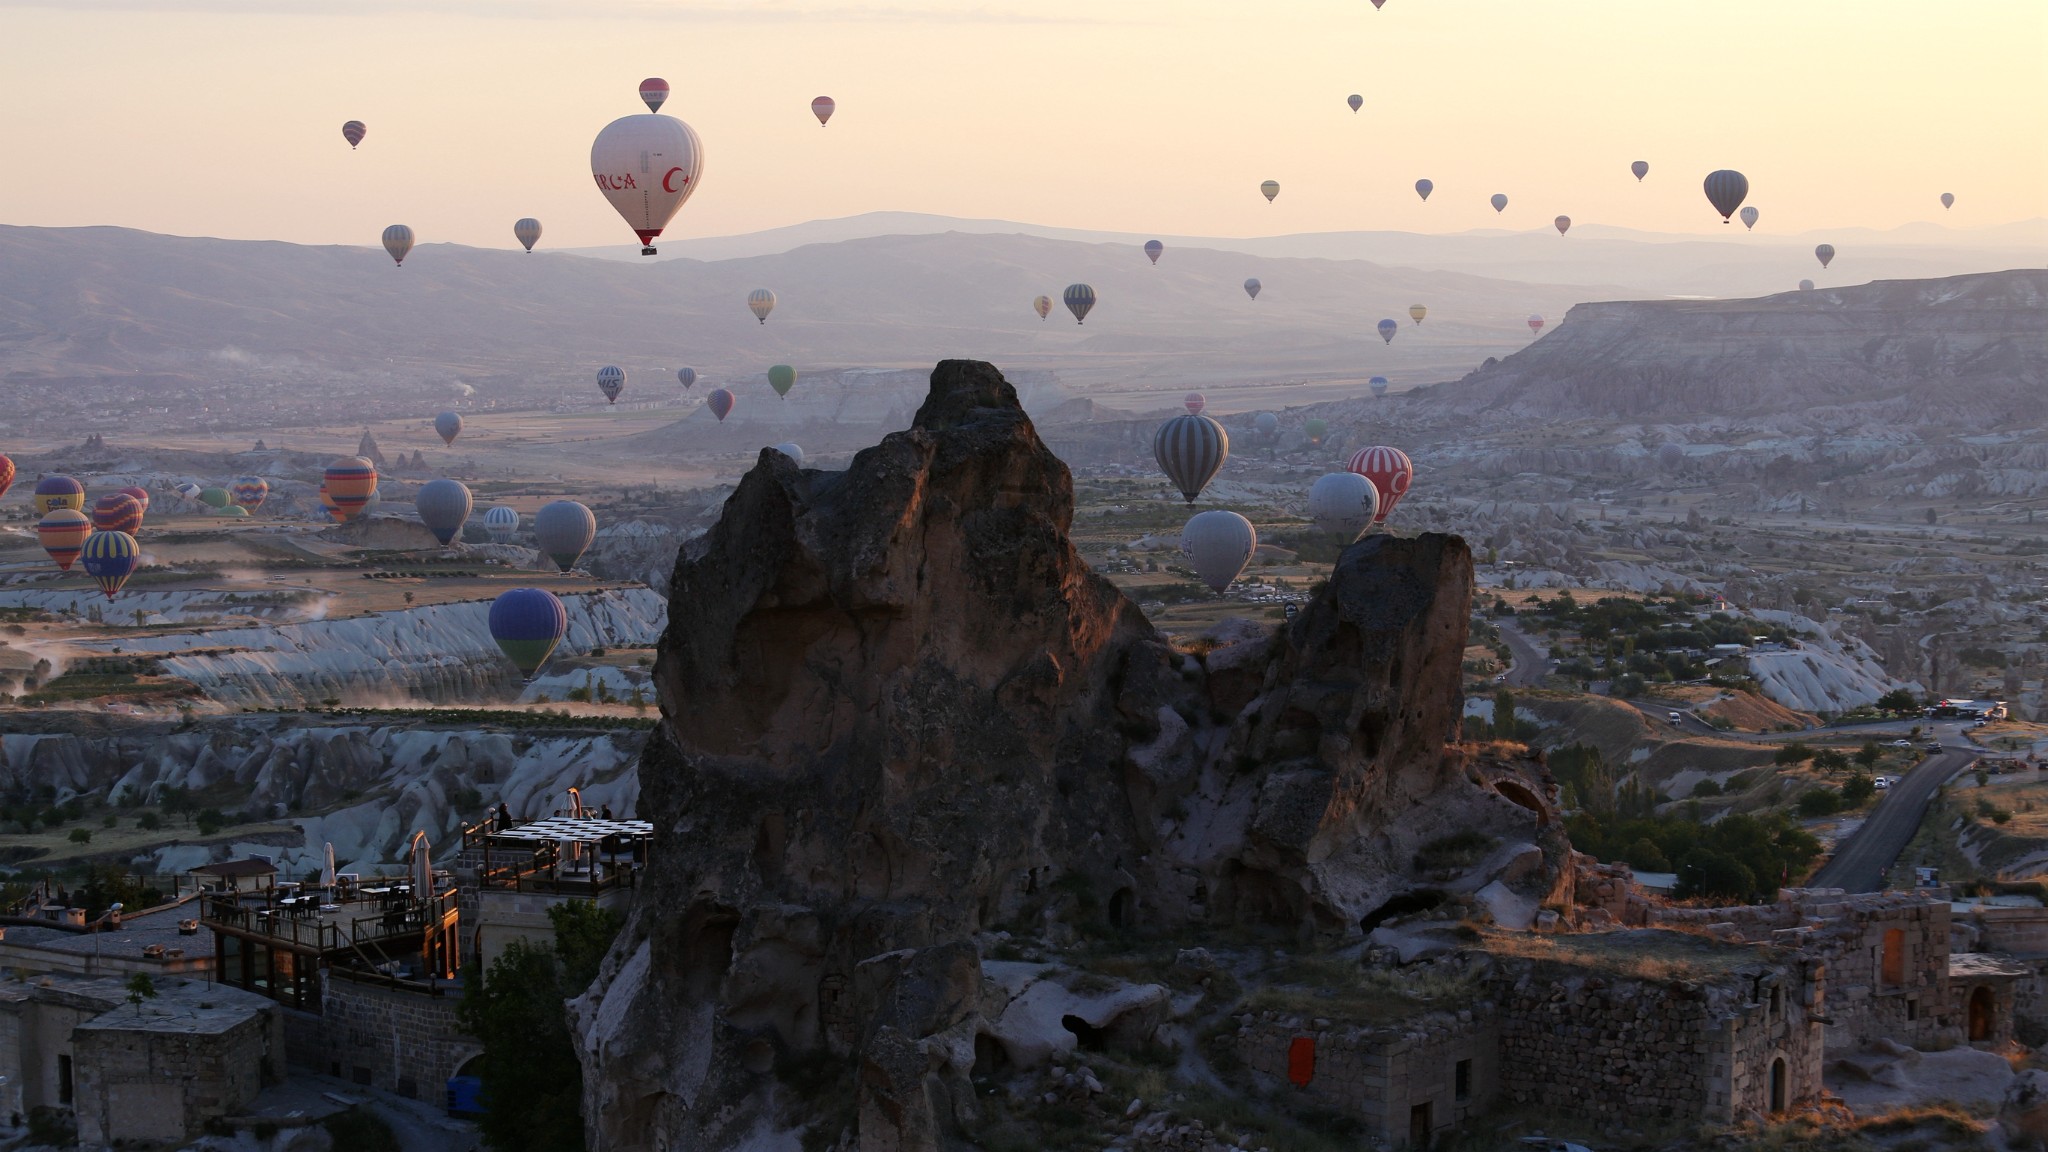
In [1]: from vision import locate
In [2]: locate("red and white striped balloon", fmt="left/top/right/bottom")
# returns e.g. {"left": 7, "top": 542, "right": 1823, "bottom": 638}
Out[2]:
{"left": 1345, "top": 446, "right": 1413, "bottom": 524}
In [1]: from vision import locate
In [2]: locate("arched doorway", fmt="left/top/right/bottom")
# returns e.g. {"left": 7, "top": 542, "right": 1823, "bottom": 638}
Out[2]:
{"left": 1969, "top": 986, "right": 1996, "bottom": 1042}
{"left": 1769, "top": 1057, "right": 1787, "bottom": 1114}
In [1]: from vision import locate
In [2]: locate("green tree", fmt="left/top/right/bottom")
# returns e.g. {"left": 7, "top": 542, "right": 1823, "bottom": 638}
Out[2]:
{"left": 1854, "top": 741, "right": 1882, "bottom": 770}
{"left": 137, "top": 812, "right": 162, "bottom": 831}
{"left": 1797, "top": 788, "right": 1841, "bottom": 818}
{"left": 195, "top": 809, "right": 225, "bottom": 837}
{"left": 68, "top": 828, "right": 92, "bottom": 845}
{"left": 125, "top": 972, "right": 157, "bottom": 1016}
{"left": 1812, "top": 748, "right": 1850, "bottom": 774}
{"left": 1675, "top": 850, "right": 1756, "bottom": 901}
{"left": 1774, "top": 742, "right": 1816, "bottom": 766}
{"left": 458, "top": 944, "right": 587, "bottom": 1152}
{"left": 1841, "top": 774, "right": 1876, "bottom": 804}
{"left": 1876, "top": 689, "right": 1920, "bottom": 715}
{"left": 548, "top": 902, "right": 624, "bottom": 997}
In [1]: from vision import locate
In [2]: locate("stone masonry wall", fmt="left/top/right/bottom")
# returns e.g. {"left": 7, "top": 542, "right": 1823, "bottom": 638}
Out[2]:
{"left": 1225, "top": 1007, "right": 1497, "bottom": 1145}
{"left": 317, "top": 971, "right": 478, "bottom": 1102}
{"left": 71, "top": 1012, "right": 274, "bottom": 1145}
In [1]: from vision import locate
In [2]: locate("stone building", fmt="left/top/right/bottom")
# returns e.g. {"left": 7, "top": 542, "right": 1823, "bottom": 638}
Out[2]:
{"left": 0, "top": 973, "right": 282, "bottom": 1145}
{"left": 1224, "top": 929, "right": 1822, "bottom": 1148}
{"left": 316, "top": 967, "right": 479, "bottom": 1102}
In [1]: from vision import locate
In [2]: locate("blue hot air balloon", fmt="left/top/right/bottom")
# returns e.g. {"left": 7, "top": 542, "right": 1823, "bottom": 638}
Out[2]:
{"left": 677, "top": 367, "right": 697, "bottom": 390}
{"left": 489, "top": 587, "right": 568, "bottom": 681}
{"left": 1370, "top": 376, "right": 1390, "bottom": 398}
{"left": 80, "top": 530, "right": 140, "bottom": 600}
{"left": 1063, "top": 283, "right": 1096, "bottom": 324}
{"left": 1377, "top": 319, "right": 1398, "bottom": 344}
{"left": 1414, "top": 179, "right": 1433, "bottom": 202}
{"left": 1143, "top": 240, "right": 1163, "bottom": 265}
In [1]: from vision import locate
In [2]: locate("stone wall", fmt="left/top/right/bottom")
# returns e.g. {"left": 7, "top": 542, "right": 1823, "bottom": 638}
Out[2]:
{"left": 1489, "top": 953, "right": 1821, "bottom": 1130}
{"left": 1226, "top": 1007, "right": 1498, "bottom": 1145}
{"left": 314, "top": 970, "right": 479, "bottom": 1102}
{"left": 1651, "top": 889, "right": 1955, "bottom": 1051}
{"left": 70, "top": 1002, "right": 281, "bottom": 1145}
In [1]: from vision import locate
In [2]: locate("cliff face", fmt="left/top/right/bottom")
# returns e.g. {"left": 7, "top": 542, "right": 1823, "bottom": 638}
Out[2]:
{"left": 1425, "top": 269, "right": 2046, "bottom": 425}
{"left": 575, "top": 360, "right": 1564, "bottom": 1151}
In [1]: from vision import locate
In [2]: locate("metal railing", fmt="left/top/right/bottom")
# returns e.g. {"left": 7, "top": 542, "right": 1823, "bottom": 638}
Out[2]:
{"left": 203, "top": 888, "right": 458, "bottom": 954}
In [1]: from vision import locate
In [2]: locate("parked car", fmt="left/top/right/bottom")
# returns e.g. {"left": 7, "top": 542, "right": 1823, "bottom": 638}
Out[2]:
{"left": 1667, "top": 711, "right": 1684, "bottom": 726}
{"left": 1874, "top": 776, "right": 1892, "bottom": 790}
{"left": 1924, "top": 741, "right": 1944, "bottom": 752}
{"left": 1891, "top": 739, "right": 1913, "bottom": 748}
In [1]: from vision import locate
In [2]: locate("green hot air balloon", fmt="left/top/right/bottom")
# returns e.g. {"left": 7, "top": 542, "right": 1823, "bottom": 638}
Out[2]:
{"left": 199, "top": 487, "right": 232, "bottom": 509}
{"left": 767, "top": 365, "right": 797, "bottom": 398}
{"left": 1304, "top": 419, "right": 1329, "bottom": 445}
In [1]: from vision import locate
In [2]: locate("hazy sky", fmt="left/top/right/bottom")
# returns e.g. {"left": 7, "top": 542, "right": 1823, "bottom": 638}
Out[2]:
{"left": 1, "top": 0, "right": 2041, "bottom": 251}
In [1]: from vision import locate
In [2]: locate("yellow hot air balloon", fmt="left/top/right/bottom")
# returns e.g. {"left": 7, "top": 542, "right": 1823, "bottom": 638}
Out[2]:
{"left": 1408, "top": 304, "right": 1427, "bottom": 325}
{"left": 323, "top": 457, "right": 378, "bottom": 521}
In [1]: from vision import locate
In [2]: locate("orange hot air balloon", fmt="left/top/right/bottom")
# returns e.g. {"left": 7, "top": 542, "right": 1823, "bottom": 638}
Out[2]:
{"left": 318, "top": 483, "right": 345, "bottom": 523}
{"left": 323, "top": 457, "right": 378, "bottom": 521}
{"left": 38, "top": 508, "right": 91, "bottom": 571}
{"left": 0, "top": 454, "right": 14, "bottom": 501}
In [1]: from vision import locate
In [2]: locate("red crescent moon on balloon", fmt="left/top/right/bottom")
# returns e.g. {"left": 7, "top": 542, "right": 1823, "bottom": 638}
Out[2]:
{"left": 661, "top": 167, "right": 685, "bottom": 193}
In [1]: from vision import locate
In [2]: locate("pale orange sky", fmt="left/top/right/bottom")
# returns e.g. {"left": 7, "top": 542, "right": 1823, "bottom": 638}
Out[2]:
{"left": 0, "top": 0, "right": 2041, "bottom": 252}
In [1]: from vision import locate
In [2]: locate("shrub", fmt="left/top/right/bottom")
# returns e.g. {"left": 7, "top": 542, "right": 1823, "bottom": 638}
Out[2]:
{"left": 1690, "top": 778, "right": 1723, "bottom": 798}
{"left": 1841, "top": 774, "right": 1876, "bottom": 804}
{"left": 1797, "top": 789, "right": 1841, "bottom": 818}
{"left": 68, "top": 828, "right": 92, "bottom": 845}
{"left": 1775, "top": 742, "right": 1816, "bottom": 765}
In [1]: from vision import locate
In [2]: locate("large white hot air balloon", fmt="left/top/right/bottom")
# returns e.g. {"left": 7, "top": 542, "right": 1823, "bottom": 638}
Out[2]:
{"left": 590, "top": 109, "right": 704, "bottom": 256}
{"left": 1306, "top": 472, "right": 1379, "bottom": 541}
{"left": 1180, "top": 510, "right": 1257, "bottom": 593}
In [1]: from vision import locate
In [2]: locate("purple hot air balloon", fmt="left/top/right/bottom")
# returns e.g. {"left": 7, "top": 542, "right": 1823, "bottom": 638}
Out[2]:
{"left": 707, "top": 388, "right": 735, "bottom": 422}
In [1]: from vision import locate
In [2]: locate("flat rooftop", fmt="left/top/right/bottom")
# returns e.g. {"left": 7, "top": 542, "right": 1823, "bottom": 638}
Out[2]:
{"left": 3, "top": 972, "right": 271, "bottom": 1036}
{"left": 1, "top": 900, "right": 211, "bottom": 960}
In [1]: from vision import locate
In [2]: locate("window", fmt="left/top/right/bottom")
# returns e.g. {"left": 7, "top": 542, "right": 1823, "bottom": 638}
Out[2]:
{"left": 1455, "top": 1059, "right": 1472, "bottom": 1102}
{"left": 1906, "top": 998, "right": 1918, "bottom": 1022}
{"left": 1769, "top": 987, "right": 1782, "bottom": 1020}
{"left": 1769, "top": 1057, "right": 1787, "bottom": 1114}
{"left": 1881, "top": 928, "right": 1905, "bottom": 987}
{"left": 57, "top": 1054, "right": 73, "bottom": 1105}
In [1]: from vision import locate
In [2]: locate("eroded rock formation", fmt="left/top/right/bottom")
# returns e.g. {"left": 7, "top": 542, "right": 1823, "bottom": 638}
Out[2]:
{"left": 574, "top": 360, "right": 1566, "bottom": 1151}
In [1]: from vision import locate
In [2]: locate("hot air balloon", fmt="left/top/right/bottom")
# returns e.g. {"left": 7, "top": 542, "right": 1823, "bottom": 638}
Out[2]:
{"left": 1656, "top": 442, "right": 1686, "bottom": 471}
{"left": 231, "top": 476, "right": 268, "bottom": 510}
{"left": 33, "top": 475, "right": 84, "bottom": 515}
{"left": 489, "top": 588, "right": 569, "bottom": 681}
{"left": 1940, "top": 192, "right": 1955, "bottom": 210}
{"left": 811, "top": 96, "right": 835, "bottom": 126}
{"left": 1254, "top": 412, "right": 1279, "bottom": 437}
{"left": 1554, "top": 215, "right": 1571, "bottom": 235}
{"left": 1370, "top": 376, "right": 1390, "bottom": 398}
{"left": 1409, "top": 304, "right": 1426, "bottom": 324}
{"left": 0, "top": 454, "right": 12, "bottom": 501}
{"left": 415, "top": 479, "right": 473, "bottom": 546}
{"left": 1180, "top": 511, "right": 1256, "bottom": 593}
{"left": 1490, "top": 194, "right": 1508, "bottom": 213}
{"left": 591, "top": 109, "right": 704, "bottom": 255}
{"left": 1702, "top": 169, "right": 1749, "bottom": 222}
{"left": 1304, "top": 419, "right": 1328, "bottom": 446}
{"left": 1183, "top": 392, "right": 1206, "bottom": 415}
{"left": 534, "top": 501, "right": 596, "bottom": 572}
{"left": 382, "top": 225, "right": 414, "bottom": 266}
{"left": 1739, "top": 206, "right": 1759, "bottom": 230}
{"left": 1814, "top": 244, "right": 1835, "bottom": 269}
{"left": 1415, "top": 179, "right": 1433, "bottom": 201}
{"left": 1260, "top": 180, "right": 1280, "bottom": 203}
{"left": 90, "top": 493, "right": 143, "bottom": 536}
{"left": 435, "top": 411, "right": 463, "bottom": 445}
{"left": 1307, "top": 472, "right": 1379, "bottom": 541}
{"left": 1144, "top": 240, "right": 1163, "bottom": 265}
{"left": 37, "top": 509, "right": 90, "bottom": 571}
{"left": 1033, "top": 296, "right": 1052, "bottom": 320}
{"left": 1370, "top": 0, "right": 1386, "bottom": 7}
{"left": 639, "top": 78, "right": 669, "bottom": 113}
{"left": 707, "top": 388, "right": 735, "bottom": 422}
{"left": 117, "top": 486, "right": 149, "bottom": 515}
{"left": 1631, "top": 160, "right": 1649, "bottom": 182}
{"left": 1527, "top": 314, "right": 1545, "bottom": 335}
{"left": 318, "top": 483, "right": 341, "bottom": 521}
{"left": 175, "top": 482, "right": 202, "bottom": 502}
{"left": 1798, "top": 279, "right": 1815, "bottom": 292}
{"left": 1153, "top": 414, "right": 1229, "bottom": 505}
{"left": 1243, "top": 278, "right": 1262, "bottom": 300}
{"left": 1377, "top": 319, "right": 1398, "bottom": 344}
{"left": 199, "top": 487, "right": 233, "bottom": 510}
{"left": 80, "top": 530, "right": 140, "bottom": 599}
{"left": 484, "top": 505, "right": 520, "bottom": 543}
{"left": 596, "top": 366, "right": 626, "bottom": 404}
{"left": 747, "top": 289, "right": 777, "bottom": 324}
{"left": 772, "top": 443, "right": 804, "bottom": 467}
{"left": 1346, "top": 445, "right": 1413, "bottom": 523}
{"left": 342, "top": 120, "right": 366, "bottom": 149}
{"left": 677, "top": 367, "right": 697, "bottom": 390}
{"left": 1064, "top": 284, "right": 1096, "bottom": 324}
{"left": 514, "top": 218, "right": 542, "bottom": 252}
{"left": 323, "top": 457, "right": 377, "bottom": 521}
{"left": 1347, "top": 94, "right": 1363, "bottom": 113}
{"left": 768, "top": 365, "right": 796, "bottom": 398}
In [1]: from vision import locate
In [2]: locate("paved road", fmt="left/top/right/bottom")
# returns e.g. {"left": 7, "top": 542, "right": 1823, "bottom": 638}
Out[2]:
{"left": 1495, "top": 621, "right": 1550, "bottom": 688}
{"left": 1809, "top": 724, "right": 1972, "bottom": 893}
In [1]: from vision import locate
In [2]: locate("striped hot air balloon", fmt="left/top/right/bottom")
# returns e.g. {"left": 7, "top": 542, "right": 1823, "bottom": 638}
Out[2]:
{"left": 80, "top": 530, "right": 140, "bottom": 599}
{"left": 1346, "top": 446, "right": 1413, "bottom": 524}
{"left": 342, "top": 120, "right": 366, "bottom": 148}
{"left": 0, "top": 454, "right": 13, "bottom": 501}
{"left": 198, "top": 487, "right": 232, "bottom": 509}
{"left": 1183, "top": 392, "right": 1206, "bottom": 415}
{"left": 1814, "top": 244, "right": 1836, "bottom": 269}
{"left": 231, "top": 476, "right": 269, "bottom": 510}
{"left": 707, "top": 388, "right": 735, "bottom": 422}
{"left": 38, "top": 508, "right": 91, "bottom": 571}
{"left": 1527, "top": 314, "right": 1546, "bottom": 335}
{"left": 1063, "top": 283, "right": 1096, "bottom": 324}
{"left": 597, "top": 366, "right": 626, "bottom": 404}
{"left": 514, "top": 218, "right": 542, "bottom": 252}
{"left": 1409, "top": 304, "right": 1426, "bottom": 324}
{"left": 323, "top": 457, "right": 378, "bottom": 521}
{"left": 1740, "top": 206, "right": 1759, "bottom": 230}
{"left": 639, "top": 78, "right": 669, "bottom": 113}
{"left": 382, "top": 224, "right": 414, "bottom": 266}
{"left": 91, "top": 493, "right": 143, "bottom": 536}
{"left": 811, "top": 96, "right": 835, "bottom": 125}
{"left": 677, "top": 367, "right": 697, "bottom": 390}
{"left": 1033, "top": 296, "right": 1052, "bottom": 320}
{"left": 117, "top": 486, "right": 150, "bottom": 515}
{"left": 484, "top": 504, "right": 520, "bottom": 543}
{"left": 1260, "top": 180, "right": 1280, "bottom": 202}
{"left": 33, "top": 475, "right": 84, "bottom": 515}
{"left": 747, "top": 289, "right": 777, "bottom": 324}
{"left": 1703, "top": 169, "right": 1749, "bottom": 222}
{"left": 490, "top": 587, "right": 569, "bottom": 681}
{"left": 1153, "top": 414, "right": 1229, "bottom": 505}
{"left": 534, "top": 501, "right": 596, "bottom": 573}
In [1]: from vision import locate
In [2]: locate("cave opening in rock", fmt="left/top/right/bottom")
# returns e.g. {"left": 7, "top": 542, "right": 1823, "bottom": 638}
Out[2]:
{"left": 1108, "top": 887, "right": 1135, "bottom": 932}
{"left": 972, "top": 1033, "right": 1011, "bottom": 1081}
{"left": 1492, "top": 779, "right": 1549, "bottom": 826}
{"left": 1359, "top": 889, "right": 1447, "bottom": 934}
{"left": 753, "top": 812, "right": 788, "bottom": 877}
{"left": 1062, "top": 1014, "right": 1106, "bottom": 1052}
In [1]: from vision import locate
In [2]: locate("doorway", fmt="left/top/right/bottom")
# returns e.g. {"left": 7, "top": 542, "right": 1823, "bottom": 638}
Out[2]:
{"left": 1769, "top": 1057, "right": 1787, "bottom": 1114}
{"left": 1969, "top": 986, "right": 1995, "bottom": 1042}
{"left": 1409, "top": 1101, "right": 1432, "bottom": 1149}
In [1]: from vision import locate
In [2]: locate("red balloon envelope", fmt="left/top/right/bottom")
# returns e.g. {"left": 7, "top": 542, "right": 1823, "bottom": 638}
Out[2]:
{"left": 0, "top": 454, "right": 13, "bottom": 501}
{"left": 639, "top": 77, "right": 669, "bottom": 113}
{"left": 117, "top": 485, "right": 150, "bottom": 514}
{"left": 1346, "top": 445, "right": 1414, "bottom": 524}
